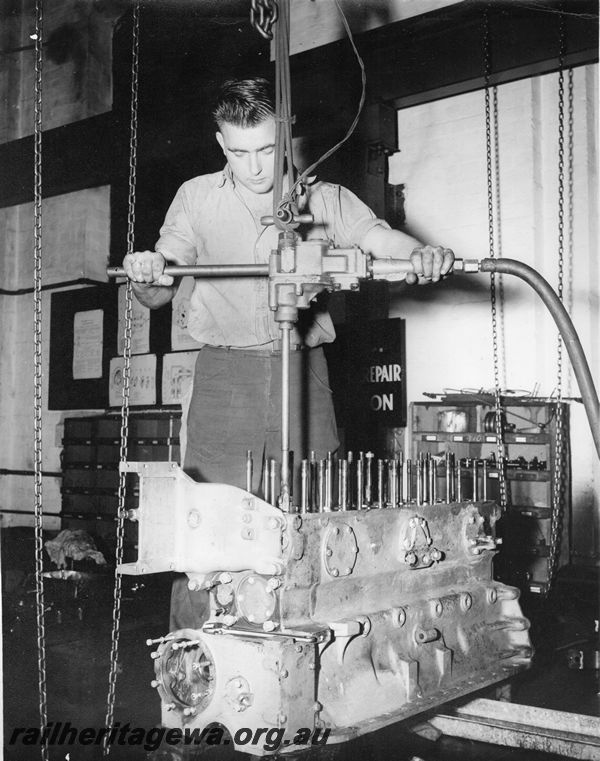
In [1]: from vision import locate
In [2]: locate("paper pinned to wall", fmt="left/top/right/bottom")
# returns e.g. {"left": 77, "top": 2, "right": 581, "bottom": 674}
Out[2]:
{"left": 73, "top": 309, "right": 104, "bottom": 379}
{"left": 162, "top": 351, "right": 199, "bottom": 405}
{"left": 109, "top": 353, "right": 157, "bottom": 407}
{"left": 171, "top": 277, "right": 202, "bottom": 351}
{"left": 118, "top": 284, "right": 150, "bottom": 355}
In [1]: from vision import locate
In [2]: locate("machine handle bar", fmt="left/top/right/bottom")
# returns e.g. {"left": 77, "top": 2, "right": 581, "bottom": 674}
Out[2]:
{"left": 106, "top": 258, "right": 474, "bottom": 280}
{"left": 106, "top": 264, "right": 270, "bottom": 278}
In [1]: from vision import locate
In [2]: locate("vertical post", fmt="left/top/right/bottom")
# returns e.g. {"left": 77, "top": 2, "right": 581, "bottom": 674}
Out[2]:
{"left": 279, "top": 323, "right": 292, "bottom": 511}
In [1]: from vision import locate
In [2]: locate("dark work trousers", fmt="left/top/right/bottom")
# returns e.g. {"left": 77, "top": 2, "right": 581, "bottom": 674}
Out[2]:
{"left": 170, "top": 344, "right": 339, "bottom": 630}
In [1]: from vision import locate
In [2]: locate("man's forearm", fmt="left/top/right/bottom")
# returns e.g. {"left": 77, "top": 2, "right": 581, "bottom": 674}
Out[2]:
{"left": 132, "top": 280, "right": 179, "bottom": 309}
{"left": 361, "top": 226, "right": 423, "bottom": 259}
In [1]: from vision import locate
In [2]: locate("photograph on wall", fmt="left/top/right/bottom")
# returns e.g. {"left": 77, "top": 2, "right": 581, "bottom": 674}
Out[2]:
{"left": 161, "top": 350, "right": 199, "bottom": 404}
{"left": 108, "top": 353, "right": 157, "bottom": 407}
{"left": 72, "top": 308, "right": 103, "bottom": 379}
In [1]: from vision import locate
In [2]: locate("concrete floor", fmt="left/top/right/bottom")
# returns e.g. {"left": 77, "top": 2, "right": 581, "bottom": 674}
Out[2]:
{"left": 3, "top": 546, "right": 599, "bottom": 761}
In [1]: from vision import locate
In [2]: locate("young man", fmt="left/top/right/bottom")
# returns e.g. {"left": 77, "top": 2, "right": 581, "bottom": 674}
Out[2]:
{"left": 122, "top": 78, "right": 454, "bottom": 628}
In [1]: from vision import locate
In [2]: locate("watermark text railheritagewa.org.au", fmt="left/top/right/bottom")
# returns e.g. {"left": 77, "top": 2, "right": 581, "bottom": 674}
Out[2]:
{"left": 8, "top": 722, "right": 331, "bottom": 752}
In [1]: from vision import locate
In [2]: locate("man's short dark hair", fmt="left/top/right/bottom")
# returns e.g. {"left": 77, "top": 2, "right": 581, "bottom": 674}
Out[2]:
{"left": 213, "top": 78, "right": 275, "bottom": 128}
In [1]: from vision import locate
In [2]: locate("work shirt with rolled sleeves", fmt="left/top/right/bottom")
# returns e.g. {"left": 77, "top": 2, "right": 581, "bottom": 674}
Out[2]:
{"left": 155, "top": 165, "right": 390, "bottom": 348}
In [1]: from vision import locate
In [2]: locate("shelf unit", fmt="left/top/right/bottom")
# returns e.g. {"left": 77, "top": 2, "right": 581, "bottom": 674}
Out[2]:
{"left": 409, "top": 395, "right": 570, "bottom": 596}
{"left": 61, "top": 410, "right": 181, "bottom": 563}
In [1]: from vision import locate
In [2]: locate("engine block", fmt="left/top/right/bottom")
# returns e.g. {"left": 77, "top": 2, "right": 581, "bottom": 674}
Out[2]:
{"left": 119, "top": 461, "right": 531, "bottom": 755}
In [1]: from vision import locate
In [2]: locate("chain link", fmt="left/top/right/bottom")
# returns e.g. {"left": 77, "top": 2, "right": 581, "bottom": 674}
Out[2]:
{"left": 250, "top": 0, "right": 279, "bottom": 39}
{"left": 483, "top": 6, "right": 508, "bottom": 511}
{"left": 103, "top": 2, "right": 139, "bottom": 752}
{"left": 548, "top": 17, "right": 569, "bottom": 588}
{"left": 33, "top": 1, "right": 49, "bottom": 758}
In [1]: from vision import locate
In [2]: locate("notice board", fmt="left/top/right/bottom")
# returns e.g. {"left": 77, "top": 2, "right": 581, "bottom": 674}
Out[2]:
{"left": 49, "top": 285, "right": 173, "bottom": 410}
{"left": 326, "top": 317, "right": 406, "bottom": 452}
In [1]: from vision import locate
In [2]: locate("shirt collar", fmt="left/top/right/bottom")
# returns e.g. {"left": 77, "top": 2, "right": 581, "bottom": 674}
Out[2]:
{"left": 217, "top": 164, "right": 317, "bottom": 194}
{"left": 217, "top": 164, "right": 234, "bottom": 188}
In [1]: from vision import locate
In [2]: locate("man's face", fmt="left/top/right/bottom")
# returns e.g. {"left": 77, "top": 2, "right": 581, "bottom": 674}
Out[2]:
{"left": 216, "top": 118, "right": 276, "bottom": 194}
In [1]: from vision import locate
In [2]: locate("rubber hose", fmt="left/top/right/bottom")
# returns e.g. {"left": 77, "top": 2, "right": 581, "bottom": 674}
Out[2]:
{"left": 480, "top": 258, "right": 600, "bottom": 459}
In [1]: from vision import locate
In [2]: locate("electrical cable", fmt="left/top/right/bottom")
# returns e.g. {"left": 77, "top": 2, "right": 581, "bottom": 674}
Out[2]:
{"left": 288, "top": 0, "right": 366, "bottom": 201}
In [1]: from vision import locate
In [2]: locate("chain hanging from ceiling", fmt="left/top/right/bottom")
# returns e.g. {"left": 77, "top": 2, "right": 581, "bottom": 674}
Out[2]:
{"left": 103, "top": 1, "right": 139, "bottom": 752}
{"left": 547, "top": 13, "right": 573, "bottom": 590}
{"left": 483, "top": 5, "right": 508, "bottom": 513}
{"left": 33, "top": 0, "right": 49, "bottom": 758}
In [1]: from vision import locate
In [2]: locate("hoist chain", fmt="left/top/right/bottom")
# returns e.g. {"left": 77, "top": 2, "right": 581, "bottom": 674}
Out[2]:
{"left": 483, "top": 6, "right": 508, "bottom": 511}
{"left": 33, "top": 1, "right": 49, "bottom": 758}
{"left": 103, "top": 2, "right": 139, "bottom": 752}
{"left": 565, "top": 68, "right": 574, "bottom": 398}
{"left": 250, "top": 0, "right": 278, "bottom": 40}
{"left": 548, "top": 17, "right": 570, "bottom": 588}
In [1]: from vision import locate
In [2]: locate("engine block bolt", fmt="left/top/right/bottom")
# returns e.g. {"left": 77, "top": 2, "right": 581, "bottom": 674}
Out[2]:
{"left": 183, "top": 707, "right": 196, "bottom": 717}
{"left": 295, "top": 645, "right": 303, "bottom": 652}
{"left": 326, "top": 548, "right": 333, "bottom": 557}
{"left": 268, "top": 517, "right": 280, "bottom": 530}
{"left": 331, "top": 568, "right": 339, "bottom": 577}
{"left": 150, "top": 651, "right": 160, "bottom": 659}
{"left": 219, "top": 572, "right": 232, "bottom": 584}
{"left": 151, "top": 680, "right": 159, "bottom": 688}
{"left": 405, "top": 552, "right": 418, "bottom": 566}
{"left": 165, "top": 703, "right": 176, "bottom": 711}
{"left": 267, "top": 577, "right": 281, "bottom": 591}
{"left": 344, "top": 567, "right": 352, "bottom": 575}
{"left": 187, "top": 579, "right": 200, "bottom": 591}
{"left": 391, "top": 607, "right": 406, "bottom": 628}
{"left": 280, "top": 669, "right": 289, "bottom": 678}
{"left": 431, "top": 549, "right": 442, "bottom": 561}
{"left": 263, "top": 620, "right": 277, "bottom": 632}
{"left": 314, "top": 701, "right": 322, "bottom": 712}
{"left": 460, "top": 593, "right": 473, "bottom": 611}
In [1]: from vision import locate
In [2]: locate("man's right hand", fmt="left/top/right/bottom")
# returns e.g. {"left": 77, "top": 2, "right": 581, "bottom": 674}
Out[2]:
{"left": 122, "top": 250, "right": 175, "bottom": 286}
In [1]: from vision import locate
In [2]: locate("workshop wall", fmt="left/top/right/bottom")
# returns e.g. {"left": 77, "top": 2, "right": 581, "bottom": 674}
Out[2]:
{"left": 0, "top": 0, "right": 118, "bottom": 527}
{"left": 0, "top": 187, "right": 111, "bottom": 528}
{"left": 389, "top": 65, "right": 599, "bottom": 563}
{"left": 0, "top": 0, "right": 118, "bottom": 140}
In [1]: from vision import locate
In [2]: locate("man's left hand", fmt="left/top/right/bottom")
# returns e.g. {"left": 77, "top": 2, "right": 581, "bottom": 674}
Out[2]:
{"left": 406, "top": 245, "right": 454, "bottom": 285}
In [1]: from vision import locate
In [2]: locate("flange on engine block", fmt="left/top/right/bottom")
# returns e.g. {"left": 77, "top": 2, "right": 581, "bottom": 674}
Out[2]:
{"left": 121, "top": 461, "right": 532, "bottom": 755}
